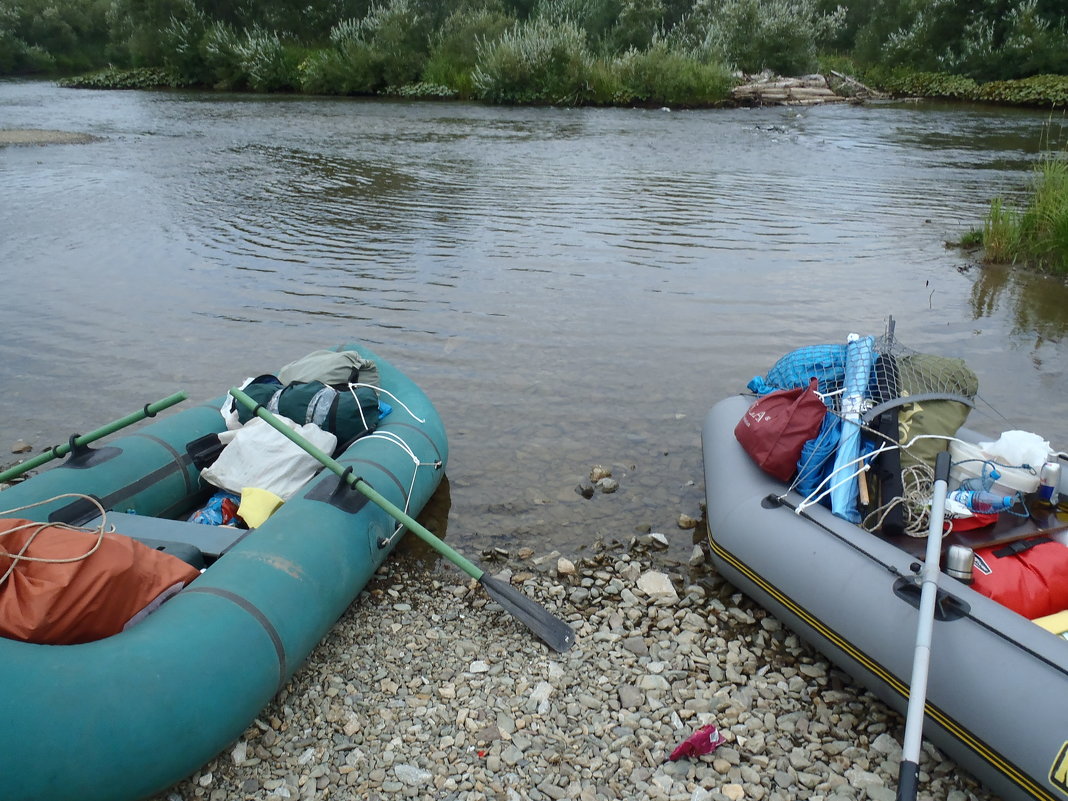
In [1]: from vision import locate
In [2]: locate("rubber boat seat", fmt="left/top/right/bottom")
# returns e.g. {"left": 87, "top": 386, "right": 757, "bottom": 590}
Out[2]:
{"left": 83, "top": 511, "right": 249, "bottom": 570}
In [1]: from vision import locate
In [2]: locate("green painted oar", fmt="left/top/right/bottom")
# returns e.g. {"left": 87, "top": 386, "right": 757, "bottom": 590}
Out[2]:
{"left": 0, "top": 391, "right": 188, "bottom": 483}
{"left": 229, "top": 387, "right": 576, "bottom": 653}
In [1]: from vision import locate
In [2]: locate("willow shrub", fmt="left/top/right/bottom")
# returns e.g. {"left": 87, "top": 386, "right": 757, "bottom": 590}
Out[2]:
{"left": 300, "top": 43, "right": 378, "bottom": 95}
{"left": 693, "top": 0, "right": 844, "bottom": 76}
{"left": 237, "top": 31, "right": 301, "bottom": 91}
{"left": 422, "top": 7, "right": 515, "bottom": 98}
{"left": 610, "top": 43, "right": 734, "bottom": 107}
{"left": 300, "top": 2, "right": 431, "bottom": 96}
{"left": 299, "top": 19, "right": 377, "bottom": 94}
{"left": 359, "top": 0, "right": 432, "bottom": 89}
{"left": 473, "top": 17, "right": 592, "bottom": 105}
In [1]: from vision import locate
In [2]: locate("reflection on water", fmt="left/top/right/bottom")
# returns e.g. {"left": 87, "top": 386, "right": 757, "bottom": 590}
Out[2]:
{"left": 2, "top": 81, "right": 1067, "bottom": 557}
{"left": 971, "top": 265, "right": 1068, "bottom": 342}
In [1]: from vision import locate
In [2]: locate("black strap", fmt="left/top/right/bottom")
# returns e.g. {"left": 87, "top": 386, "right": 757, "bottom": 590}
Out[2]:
{"left": 992, "top": 536, "right": 1052, "bottom": 558}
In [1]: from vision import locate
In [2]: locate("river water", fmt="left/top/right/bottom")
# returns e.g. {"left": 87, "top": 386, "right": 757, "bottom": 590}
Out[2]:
{"left": 2, "top": 80, "right": 1066, "bottom": 558}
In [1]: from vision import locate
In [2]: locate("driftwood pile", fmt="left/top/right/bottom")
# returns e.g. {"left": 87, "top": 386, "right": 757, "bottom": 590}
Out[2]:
{"left": 731, "top": 71, "right": 884, "bottom": 107}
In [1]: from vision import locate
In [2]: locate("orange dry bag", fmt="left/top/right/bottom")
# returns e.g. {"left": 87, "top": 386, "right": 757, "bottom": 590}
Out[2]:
{"left": 0, "top": 518, "right": 200, "bottom": 645}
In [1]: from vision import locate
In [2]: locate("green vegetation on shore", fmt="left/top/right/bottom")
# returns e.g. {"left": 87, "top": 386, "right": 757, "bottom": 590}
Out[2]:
{"left": 3, "top": 0, "right": 1068, "bottom": 108}
{"left": 977, "top": 152, "right": 1068, "bottom": 275}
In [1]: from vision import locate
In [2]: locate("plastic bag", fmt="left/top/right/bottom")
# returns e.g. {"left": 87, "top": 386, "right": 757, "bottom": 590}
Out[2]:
{"left": 977, "top": 430, "right": 1051, "bottom": 471}
{"left": 200, "top": 416, "right": 336, "bottom": 501}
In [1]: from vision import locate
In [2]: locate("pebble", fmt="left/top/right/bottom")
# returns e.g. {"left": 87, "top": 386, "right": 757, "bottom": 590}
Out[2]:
{"left": 147, "top": 543, "right": 997, "bottom": 801}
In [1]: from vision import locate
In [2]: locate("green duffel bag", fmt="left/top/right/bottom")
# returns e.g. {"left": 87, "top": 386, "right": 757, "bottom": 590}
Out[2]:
{"left": 237, "top": 377, "right": 380, "bottom": 445}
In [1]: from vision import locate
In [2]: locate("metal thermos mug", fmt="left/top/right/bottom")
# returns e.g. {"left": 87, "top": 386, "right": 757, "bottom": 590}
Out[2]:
{"left": 945, "top": 545, "right": 975, "bottom": 583}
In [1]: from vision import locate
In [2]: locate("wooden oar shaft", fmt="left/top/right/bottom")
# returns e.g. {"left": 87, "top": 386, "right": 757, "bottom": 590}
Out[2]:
{"left": 228, "top": 387, "right": 482, "bottom": 580}
{"left": 0, "top": 391, "right": 188, "bottom": 483}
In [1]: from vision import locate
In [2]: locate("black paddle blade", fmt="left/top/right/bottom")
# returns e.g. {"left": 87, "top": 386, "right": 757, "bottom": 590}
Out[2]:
{"left": 480, "top": 574, "right": 576, "bottom": 652}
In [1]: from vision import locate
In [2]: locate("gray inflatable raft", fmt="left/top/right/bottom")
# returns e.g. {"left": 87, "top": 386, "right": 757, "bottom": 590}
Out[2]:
{"left": 703, "top": 394, "right": 1068, "bottom": 801}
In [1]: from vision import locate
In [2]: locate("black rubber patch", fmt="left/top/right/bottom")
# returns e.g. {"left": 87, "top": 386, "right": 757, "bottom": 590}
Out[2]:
{"left": 893, "top": 576, "right": 970, "bottom": 621}
{"left": 305, "top": 474, "right": 370, "bottom": 514}
{"left": 58, "top": 445, "right": 122, "bottom": 470}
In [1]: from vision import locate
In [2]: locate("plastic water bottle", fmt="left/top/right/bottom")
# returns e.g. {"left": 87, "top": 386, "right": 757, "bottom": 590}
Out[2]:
{"left": 959, "top": 462, "right": 1001, "bottom": 492}
{"left": 948, "top": 489, "right": 1013, "bottom": 514}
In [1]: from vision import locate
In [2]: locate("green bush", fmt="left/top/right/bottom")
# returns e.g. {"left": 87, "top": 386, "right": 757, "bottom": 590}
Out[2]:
{"left": 873, "top": 69, "right": 979, "bottom": 99}
{"left": 236, "top": 30, "right": 301, "bottom": 92}
{"left": 57, "top": 66, "right": 188, "bottom": 88}
{"left": 298, "top": 2, "right": 431, "bottom": 96}
{"left": 613, "top": 41, "right": 733, "bottom": 106}
{"left": 199, "top": 21, "right": 248, "bottom": 89}
{"left": 160, "top": 7, "right": 211, "bottom": 84}
{"left": 604, "top": 0, "right": 664, "bottom": 53}
{"left": 422, "top": 6, "right": 514, "bottom": 97}
{"left": 975, "top": 74, "right": 1068, "bottom": 107}
{"left": 983, "top": 197, "right": 1020, "bottom": 264}
{"left": 1019, "top": 156, "right": 1068, "bottom": 273}
{"left": 866, "top": 0, "right": 1068, "bottom": 81}
{"left": 360, "top": 0, "right": 432, "bottom": 89}
{"left": 473, "top": 17, "right": 592, "bottom": 105}
{"left": 688, "top": 0, "right": 844, "bottom": 76}
{"left": 383, "top": 81, "right": 458, "bottom": 98}
{"left": 299, "top": 38, "right": 379, "bottom": 95}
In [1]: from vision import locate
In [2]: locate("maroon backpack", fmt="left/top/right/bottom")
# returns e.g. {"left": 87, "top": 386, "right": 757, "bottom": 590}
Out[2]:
{"left": 734, "top": 379, "right": 828, "bottom": 482}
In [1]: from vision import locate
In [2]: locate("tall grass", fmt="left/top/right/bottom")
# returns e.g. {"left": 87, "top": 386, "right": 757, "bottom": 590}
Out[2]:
{"left": 983, "top": 154, "right": 1068, "bottom": 275}
{"left": 1019, "top": 156, "right": 1068, "bottom": 273}
{"left": 982, "top": 198, "right": 1019, "bottom": 264}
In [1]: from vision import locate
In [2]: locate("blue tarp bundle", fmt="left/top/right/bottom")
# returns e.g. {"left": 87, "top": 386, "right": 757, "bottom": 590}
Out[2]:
{"left": 794, "top": 412, "right": 842, "bottom": 501}
{"left": 829, "top": 335, "right": 877, "bottom": 523}
{"left": 747, "top": 344, "right": 849, "bottom": 396}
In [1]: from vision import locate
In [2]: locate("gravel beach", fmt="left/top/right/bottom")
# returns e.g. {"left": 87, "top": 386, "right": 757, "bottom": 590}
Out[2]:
{"left": 147, "top": 539, "right": 996, "bottom": 801}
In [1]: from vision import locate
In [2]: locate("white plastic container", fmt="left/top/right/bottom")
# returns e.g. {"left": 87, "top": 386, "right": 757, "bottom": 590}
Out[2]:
{"left": 948, "top": 439, "right": 1041, "bottom": 495}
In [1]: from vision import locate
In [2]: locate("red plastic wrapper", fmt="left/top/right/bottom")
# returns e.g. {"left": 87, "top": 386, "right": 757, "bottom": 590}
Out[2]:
{"left": 943, "top": 512, "right": 998, "bottom": 532}
{"left": 668, "top": 724, "right": 727, "bottom": 761}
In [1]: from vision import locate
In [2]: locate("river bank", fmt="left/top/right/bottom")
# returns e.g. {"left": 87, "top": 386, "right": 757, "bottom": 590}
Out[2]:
{"left": 144, "top": 539, "right": 995, "bottom": 801}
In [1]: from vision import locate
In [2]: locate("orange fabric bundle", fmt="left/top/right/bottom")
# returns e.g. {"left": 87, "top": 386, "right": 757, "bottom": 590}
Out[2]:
{"left": 0, "top": 518, "right": 200, "bottom": 645}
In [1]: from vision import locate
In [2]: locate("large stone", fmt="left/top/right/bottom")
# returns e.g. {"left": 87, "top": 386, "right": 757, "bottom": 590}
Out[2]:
{"left": 394, "top": 764, "right": 432, "bottom": 786}
{"left": 637, "top": 571, "right": 678, "bottom": 602}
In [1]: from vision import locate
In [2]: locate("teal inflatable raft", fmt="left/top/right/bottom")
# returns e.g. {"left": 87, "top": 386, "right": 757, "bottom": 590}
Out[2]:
{"left": 0, "top": 343, "right": 447, "bottom": 801}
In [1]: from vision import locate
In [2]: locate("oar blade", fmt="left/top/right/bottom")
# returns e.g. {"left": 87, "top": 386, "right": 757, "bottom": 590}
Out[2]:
{"left": 480, "top": 574, "right": 576, "bottom": 653}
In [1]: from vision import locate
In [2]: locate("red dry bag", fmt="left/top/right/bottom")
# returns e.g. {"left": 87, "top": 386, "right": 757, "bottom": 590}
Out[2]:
{"left": 971, "top": 537, "right": 1068, "bottom": 619}
{"left": 735, "top": 378, "right": 828, "bottom": 482}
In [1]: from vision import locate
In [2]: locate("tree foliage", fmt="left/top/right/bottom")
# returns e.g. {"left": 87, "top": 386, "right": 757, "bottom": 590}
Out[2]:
{"left": 2, "top": 0, "right": 1066, "bottom": 106}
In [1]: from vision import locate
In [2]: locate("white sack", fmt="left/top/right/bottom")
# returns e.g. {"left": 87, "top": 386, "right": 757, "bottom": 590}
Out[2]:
{"left": 201, "top": 416, "right": 336, "bottom": 501}
{"left": 977, "top": 430, "right": 1051, "bottom": 471}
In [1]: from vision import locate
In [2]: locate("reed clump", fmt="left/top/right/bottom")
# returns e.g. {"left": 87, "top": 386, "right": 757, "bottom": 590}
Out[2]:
{"left": 982, "top": 154, "right": 1068, "bottom": 275}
